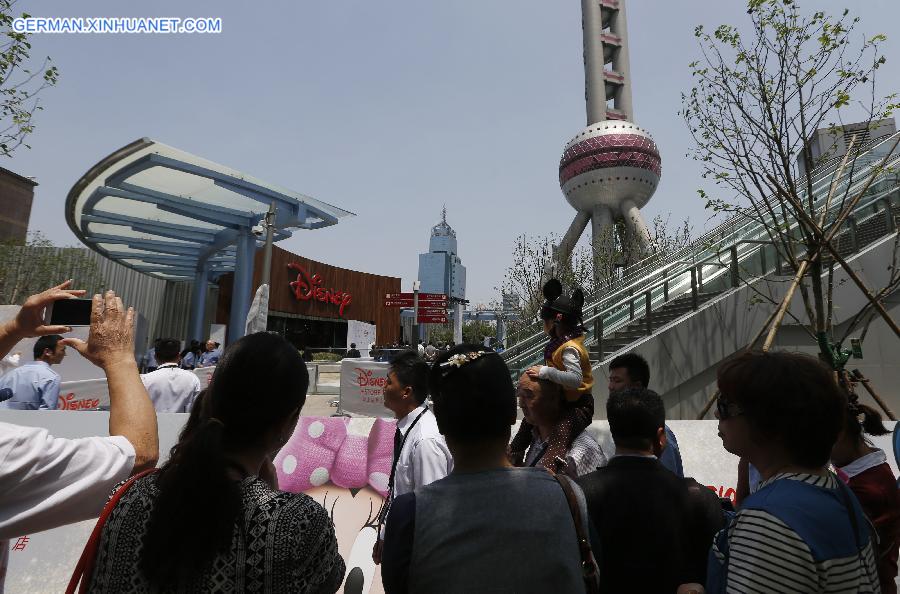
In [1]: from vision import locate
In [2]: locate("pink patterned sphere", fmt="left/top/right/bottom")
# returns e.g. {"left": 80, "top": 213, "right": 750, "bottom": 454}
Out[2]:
{"left": 558, "top": 120, "right": 661, "bottom": 212}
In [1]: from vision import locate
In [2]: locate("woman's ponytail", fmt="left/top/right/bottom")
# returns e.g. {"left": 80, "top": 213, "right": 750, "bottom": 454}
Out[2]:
{"left": 140, "top": 418, "right": 241, "bottom": 588}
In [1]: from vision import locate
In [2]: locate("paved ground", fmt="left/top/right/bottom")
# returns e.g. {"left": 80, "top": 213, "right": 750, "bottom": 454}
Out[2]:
{"left": 302, "top": 392, "right": 341, "bottom": 416}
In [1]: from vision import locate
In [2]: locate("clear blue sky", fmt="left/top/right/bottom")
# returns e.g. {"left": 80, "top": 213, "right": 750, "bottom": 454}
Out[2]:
{"left": 9, "top": 0, "right": 900, "bottom": 304}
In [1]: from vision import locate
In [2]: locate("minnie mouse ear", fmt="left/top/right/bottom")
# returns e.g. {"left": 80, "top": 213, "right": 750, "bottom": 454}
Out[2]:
{"left": 543, "top": 278, "right": 563, "bottom": 300}
{"left": 571, "top": 288, "right": 585, "bottom": 310}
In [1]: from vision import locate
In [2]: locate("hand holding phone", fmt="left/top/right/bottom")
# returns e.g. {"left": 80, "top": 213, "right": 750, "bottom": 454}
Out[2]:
{"left": 6, "top": 280, "right": 87, "bottom": 339}
{"left": 44, "top": 297, "right": 94, "bottom": 327}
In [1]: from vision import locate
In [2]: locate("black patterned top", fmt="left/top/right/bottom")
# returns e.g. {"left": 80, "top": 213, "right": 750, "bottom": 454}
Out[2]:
{"left": 87, "top": 475, "right": 345, "bottom": 593}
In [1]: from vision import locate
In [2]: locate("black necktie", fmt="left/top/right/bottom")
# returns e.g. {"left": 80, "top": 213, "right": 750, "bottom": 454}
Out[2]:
{"left": 388, "top": 427, "right": 402, "bottom": 491}
{"left": 379, "top": 427, "right": 404, "bottom": 526}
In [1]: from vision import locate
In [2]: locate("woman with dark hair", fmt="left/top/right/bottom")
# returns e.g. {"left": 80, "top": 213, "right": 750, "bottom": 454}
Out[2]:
{"left": 86, "top": 332, "right": 345, "bottom": 593}
{"left": 381, "top": 345, "right": 590, "bottom": 593}
{"left": 708, "top": 350, "right": 880, "bottom": 593}
{"left": 832, "top": 392, "right": 900, "bottom": 593}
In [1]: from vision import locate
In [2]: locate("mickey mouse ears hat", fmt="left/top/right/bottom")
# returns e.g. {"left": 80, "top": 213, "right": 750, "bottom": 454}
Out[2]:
{"left": 539, "top": 278, "right": 585, "bottom": 325}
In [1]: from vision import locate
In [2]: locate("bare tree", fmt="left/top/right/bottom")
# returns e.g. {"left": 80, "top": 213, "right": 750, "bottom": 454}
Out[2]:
{"left": 1, "top": 0, "right": 59, "bottom": 157}
{"left": 498, "top": 215, "right": 692, "bottom": 345}
{"left": 682, "top": 0, "right": 900, "bottom": 369}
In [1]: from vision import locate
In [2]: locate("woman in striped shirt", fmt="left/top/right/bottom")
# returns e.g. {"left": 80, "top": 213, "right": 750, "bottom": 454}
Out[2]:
{"left": 707, "top": 351, "right": 881, "bottom": 593}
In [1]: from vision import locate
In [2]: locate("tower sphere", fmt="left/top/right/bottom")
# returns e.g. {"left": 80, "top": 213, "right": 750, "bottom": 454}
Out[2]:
{"left": 558, "top": 120, "right": 661, "bottom": 213}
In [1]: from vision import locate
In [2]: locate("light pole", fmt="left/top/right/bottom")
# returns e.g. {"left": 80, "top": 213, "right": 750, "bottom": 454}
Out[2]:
{"left": 259, "top": 202, "right": 276, "bottom": 287}
{"left": 412, "top": 280, "right": 421, "bottom": 345}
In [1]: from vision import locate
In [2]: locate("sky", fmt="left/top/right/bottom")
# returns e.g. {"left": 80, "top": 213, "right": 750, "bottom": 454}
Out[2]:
{"left": 8, "top": 0, "right": 900, "bottom": 305}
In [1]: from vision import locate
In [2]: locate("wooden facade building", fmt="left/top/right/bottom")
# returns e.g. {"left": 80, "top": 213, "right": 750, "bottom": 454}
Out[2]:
{"left": 216, "top": 245, "right": 400, "bottom": 349}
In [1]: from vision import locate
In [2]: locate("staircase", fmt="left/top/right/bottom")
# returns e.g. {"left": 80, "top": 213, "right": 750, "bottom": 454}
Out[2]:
{"left": 590, "top": 291, "right": 722, "bottom": 361}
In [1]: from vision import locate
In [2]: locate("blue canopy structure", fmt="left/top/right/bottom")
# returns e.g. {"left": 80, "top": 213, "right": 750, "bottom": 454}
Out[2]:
{"left": 66, "top": 138, "right": 354, "bottom": 343}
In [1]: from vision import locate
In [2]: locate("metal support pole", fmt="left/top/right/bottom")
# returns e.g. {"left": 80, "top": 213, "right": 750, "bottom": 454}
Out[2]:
{"left": 663, "top": 270, "right": 669, "bottom": 302}
{"left": 730, "top": 246, "right": 740, "bottom": 288}
{"left": 188, "top": 262, "right": 209, "bottom": 343}
{"left": 227, "top": 228, "right": 256, "bottom": 345}
{"left": 595, "top": 312, "right": 604, "bottom": 361}
{"left": 881, "top": 197, "right": 895, "bottom": 232}
{"left": 760, "top": 245, "right": 767, "bottom": 275}
{"left": 260, "top": 202, "right": 276, "bottom": 287}
{"left": 644, "top": 290, "right": 652, "bottom": 335}
{"left": 629, "top": 296, "right": 635, "bottom": 320}
{"left": 412, "top": 280, "right": 420, "bottom": 346}
{"left": 690, "top": 268, "right": 699, "bottom": 310}
{"left": 847, "top": 216, "right": 859, "bottom": 252}
{"left": 697, "top": 265, "right": 704, "bottom": 292}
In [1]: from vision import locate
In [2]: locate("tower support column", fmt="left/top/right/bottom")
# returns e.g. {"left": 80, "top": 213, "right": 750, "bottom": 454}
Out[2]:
{"left": 591, "top": 205, "right": 615, "bottom": 285}
{"left": 555, "top": 211, "right": 591, "bottom": 274}
{"left": 581, "top": 0, "right": 607, "bottom": 124}
{"left": 622, "top": 199, "right": 651, "bottom": 249}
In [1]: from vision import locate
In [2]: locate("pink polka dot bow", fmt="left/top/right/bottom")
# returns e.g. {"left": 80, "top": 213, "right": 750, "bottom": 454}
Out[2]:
{"left": 275, "top": 416, "right": 396, "bottom": 497}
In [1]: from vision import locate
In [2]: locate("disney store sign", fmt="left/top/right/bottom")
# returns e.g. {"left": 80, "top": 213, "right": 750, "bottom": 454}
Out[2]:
{"left": 288, "top": 263, "right": 352, "bottom": 317}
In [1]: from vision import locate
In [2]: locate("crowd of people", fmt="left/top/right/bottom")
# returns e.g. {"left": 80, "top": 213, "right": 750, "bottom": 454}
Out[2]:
{"left": 0, "top": 280, "right": 898, "bottom": 593}
{"left": 141, "top": 338, "right": 222, "bottom": 372}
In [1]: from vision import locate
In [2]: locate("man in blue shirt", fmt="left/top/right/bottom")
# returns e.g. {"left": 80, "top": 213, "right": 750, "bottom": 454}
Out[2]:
{"left": 607, "top": 352, "right": 684, "bottom": 477}
{"left": 0, "top": 334, "right": 66, "bottom": 410}
{"left": 197, "top": 339, "right": 221, "bottom": 367}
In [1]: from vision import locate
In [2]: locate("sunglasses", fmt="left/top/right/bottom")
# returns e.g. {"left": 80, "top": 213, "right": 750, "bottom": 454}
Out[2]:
{"left": 716, "top": 395, "right": 744, "bottom": 420}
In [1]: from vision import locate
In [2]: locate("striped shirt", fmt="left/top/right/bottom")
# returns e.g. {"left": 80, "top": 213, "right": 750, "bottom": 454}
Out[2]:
{"left": 710, "top": 472, "right": 881, "bottom": 593}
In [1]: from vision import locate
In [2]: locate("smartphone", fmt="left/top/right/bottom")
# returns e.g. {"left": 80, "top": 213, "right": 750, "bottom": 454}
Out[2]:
{"left": 45, "top": 298, "right": 93, "bottom": 327}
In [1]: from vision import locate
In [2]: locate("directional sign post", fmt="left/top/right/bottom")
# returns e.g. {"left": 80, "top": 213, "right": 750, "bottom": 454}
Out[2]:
{"left": 384, "top": 293, "right": 447, "bottom": 308}
{"left": 384, "top": 290, "right": 448, "bottom": 327}
{"left": 418, "top": 313, "right": 448, "bottom": 324}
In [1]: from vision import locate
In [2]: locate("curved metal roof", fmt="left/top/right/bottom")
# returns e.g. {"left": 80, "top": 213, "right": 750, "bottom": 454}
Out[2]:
{"left": 66, "top": 138, "right": 354, "bottom": 281}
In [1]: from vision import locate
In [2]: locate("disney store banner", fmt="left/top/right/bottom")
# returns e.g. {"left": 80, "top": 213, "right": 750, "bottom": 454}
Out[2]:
{"left": 339, "top": 360, "right": 390, "bottom": 416}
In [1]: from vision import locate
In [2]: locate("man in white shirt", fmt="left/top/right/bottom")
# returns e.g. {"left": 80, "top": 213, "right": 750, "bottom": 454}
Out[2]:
{"left": 141, "top": 338, "right": 201, "bottom": 412}
{"left": 0, "top": 282, "right": 159, "bottom": 541}
{"left": 372, "top": 350, "right": 452, "bottom": 564}
{"left": 516, "top": 371, "right": 605, "bottom": 477}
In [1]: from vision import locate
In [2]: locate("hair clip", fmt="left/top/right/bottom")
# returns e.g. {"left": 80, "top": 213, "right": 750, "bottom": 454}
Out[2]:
{"left": 440, "top": 351, "right": 490, "bottom": 370}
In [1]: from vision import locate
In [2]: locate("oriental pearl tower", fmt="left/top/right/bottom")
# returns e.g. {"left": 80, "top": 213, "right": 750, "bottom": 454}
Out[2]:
{"left": 555, "top": 0, "right": 661, "bottom": 275}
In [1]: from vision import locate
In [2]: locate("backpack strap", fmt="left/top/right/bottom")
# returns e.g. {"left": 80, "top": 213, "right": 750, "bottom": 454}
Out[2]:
{"left": 66, "top": 468, "right": 157, "bottom": 594}
{"left": 553, "top": 473, "right": 600, "bottom": 594}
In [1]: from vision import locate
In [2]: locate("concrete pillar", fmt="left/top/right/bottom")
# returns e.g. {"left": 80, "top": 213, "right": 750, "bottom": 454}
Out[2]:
{"left": 453, "top": 302, "right": 463, "bottom": 345}
{"left": 496, "top": 317, "right": 506, "bottom": 347}
{"left": 227, "top": 229, "right": 257, "bottom": 345}
{"left": 581, "top": 0, "right": 606, "bottom": 124}
{"left": 556, "top": 210, "right": 591, "bottom": 273}
{"left": 621, "top": 199, "right": 651, "bottom": 249}
{"left": 591, "top": 204, "right": 615, "bottom": 285}
{"left": 187, "top": 262, "right": 209, "bottom": 343}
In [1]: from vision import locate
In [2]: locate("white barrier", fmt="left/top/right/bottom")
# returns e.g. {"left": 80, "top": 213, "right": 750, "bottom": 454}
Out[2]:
{"left": 52, "top": 366, "right": 217, "bottom": 412}
{"left": 1, "top": 411, "right": 897, "bottom": 594}
{"left": 56, "top": 378, "right": 109, "bottom": 410}
{"left": 339, "top": 359, "right": 390, "bottom": 416}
